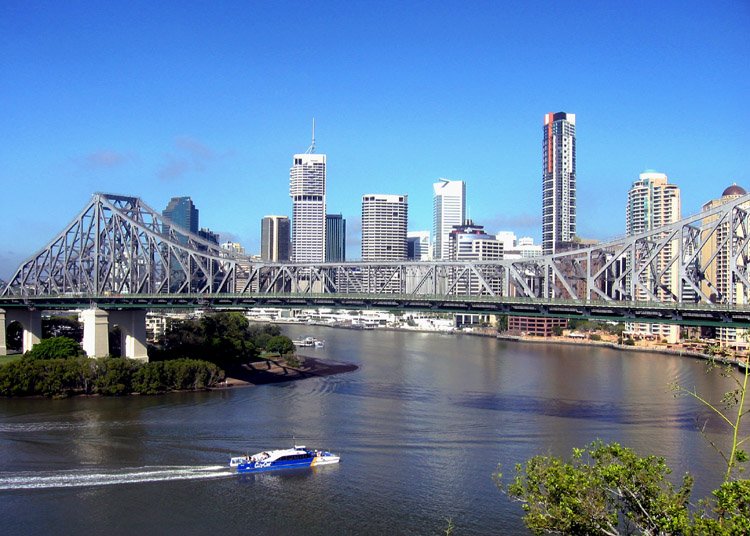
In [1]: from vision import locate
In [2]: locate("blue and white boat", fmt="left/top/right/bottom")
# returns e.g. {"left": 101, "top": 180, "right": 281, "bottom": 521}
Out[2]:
{"left": 229, "top": 445, "right": 340, "bottom": 474}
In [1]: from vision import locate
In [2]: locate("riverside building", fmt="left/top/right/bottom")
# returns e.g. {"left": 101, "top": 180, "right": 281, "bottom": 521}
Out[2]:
{"left": 625, "top": 171, "right": 681, "bottom": 343}
{"left": 701, "top": 184, "right": 749, "bottom": 350}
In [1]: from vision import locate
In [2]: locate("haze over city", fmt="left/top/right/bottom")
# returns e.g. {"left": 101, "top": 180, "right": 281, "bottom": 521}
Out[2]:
{"left": 1, "top": 1, "right": 748, "bottom": 278}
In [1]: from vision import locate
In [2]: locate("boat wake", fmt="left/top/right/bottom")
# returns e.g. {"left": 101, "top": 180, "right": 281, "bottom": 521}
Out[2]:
{"left": 0, "top": 465, "right": 232, "bottom": 491}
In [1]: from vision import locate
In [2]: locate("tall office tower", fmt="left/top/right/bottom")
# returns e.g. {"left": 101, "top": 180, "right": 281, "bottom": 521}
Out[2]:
{"left": 261, "top": 215, "right": 291, "bottom": 262}
{"left": 163, "top": 196, "right": 199, "bottom": 234}
{"left": 290, "top": 126, "right": 326, "bottom": 263}
{"left": 701, "top": 184, "right": 749, "bottom": 350}
{"left": 361, "top": 194, "right": 408, "bottom": 261}
{"left": 325, "top": 214, "right": 346, "bottom": 262}
{"left": 542, "top": 112, "right": 576, "bottom": 254}
{"left": 626, "top": 171, "right": 681, "bottom": 343}
{"left": 407, "top": 231, "right": 431, "bottom": 261}
{"left": 432, "top": 179, "right": 465, "bottom": 260}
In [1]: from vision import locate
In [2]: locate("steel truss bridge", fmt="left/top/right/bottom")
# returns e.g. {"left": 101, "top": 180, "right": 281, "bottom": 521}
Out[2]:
{"left": 2, "top": 192, "right": 750, "bottom": 328}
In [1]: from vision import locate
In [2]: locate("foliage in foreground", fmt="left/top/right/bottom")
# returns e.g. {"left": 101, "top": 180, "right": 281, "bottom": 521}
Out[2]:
{"left": 0, "top": 357, "right": 224, "bottom": 397}
{"left": 499, "top": 441, "right": 750, "bottom": 535}
{"left": 498, "top": 441, "right": 693, "bottom": 535}
{"left": 499, "top": 357, "right": 750, "bottom": 534}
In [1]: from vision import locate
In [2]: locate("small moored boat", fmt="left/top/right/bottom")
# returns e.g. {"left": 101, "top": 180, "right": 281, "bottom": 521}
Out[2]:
{"left": 229, "top": 445, "right": 340, "bottom": 473}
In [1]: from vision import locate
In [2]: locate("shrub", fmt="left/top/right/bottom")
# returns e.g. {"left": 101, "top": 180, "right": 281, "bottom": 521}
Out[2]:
{"left": 24, "top": 337, "right": 84, "bottom": 360}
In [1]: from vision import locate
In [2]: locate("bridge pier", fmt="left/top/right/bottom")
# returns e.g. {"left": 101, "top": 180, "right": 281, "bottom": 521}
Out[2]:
{"left": 81, "top": 308, "right": 110, "bottom": 358}
{"left": 80, "top": 308, "right": 149, "bottom": 361}
{"left": 109, "top": 310, "right": 149, "bottom": 362}
{"left": 0, "top": 309, "right": 5, "bottom": 356}
{"left": 0, "top": 308, "right": 43, "bottom": 355}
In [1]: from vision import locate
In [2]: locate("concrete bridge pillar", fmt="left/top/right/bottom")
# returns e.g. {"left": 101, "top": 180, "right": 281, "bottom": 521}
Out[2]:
{"left": 1, "top": 308, "right": 42, "bottom": 355}
{"left": 81, "top": 308, "right": 110, "bottom": 358}
{"left": 0, "top": 309, "right": 6, "bottom": 356}
{"left": 109, "top": 310, "right": 149, "bottom": 362}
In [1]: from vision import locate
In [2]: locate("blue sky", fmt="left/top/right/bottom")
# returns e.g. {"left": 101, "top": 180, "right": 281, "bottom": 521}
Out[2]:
{"left": 1, "top": 0, "right": 748, "bottom": 278}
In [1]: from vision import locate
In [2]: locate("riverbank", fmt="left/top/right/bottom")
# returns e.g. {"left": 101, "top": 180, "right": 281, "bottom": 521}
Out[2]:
{"left": 222, "top": 356, "right": 358, "bottom": 387}
{"left": 272, "top": 318, "right": 748, "bottom": 370}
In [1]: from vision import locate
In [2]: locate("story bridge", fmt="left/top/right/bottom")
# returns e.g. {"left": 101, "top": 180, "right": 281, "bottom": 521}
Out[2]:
{"left": 1, "top": 192, "right": 749, "bottom": 359}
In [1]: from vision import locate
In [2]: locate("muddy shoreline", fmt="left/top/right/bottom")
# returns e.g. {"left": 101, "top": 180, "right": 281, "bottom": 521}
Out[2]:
{"left": 221, "top": 356, "right": 358, "bottom": 387}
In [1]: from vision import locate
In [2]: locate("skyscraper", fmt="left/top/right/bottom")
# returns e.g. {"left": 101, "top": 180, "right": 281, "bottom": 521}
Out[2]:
{"left": 261, "top": 215, "right": 291, "bottom": 262}
{"left": 163, "top": 196, "right": 199, "bottom": 234}
{"left": 325, "top": 214, "right": 346, "bottom": 262}
{"left": 626, "top": 171, "right": 681, "bottom": 343}
{"left": 432, "top": 179, "right": 465, "bottom": 260}
{"left": 542, "top": 112, "right": 576, "bottom": 254}
{"left": 290, "top": 127, "right": 326, "bottom": 263}
{"left": 361, "top": 194, "right": 408, "bottom": 261}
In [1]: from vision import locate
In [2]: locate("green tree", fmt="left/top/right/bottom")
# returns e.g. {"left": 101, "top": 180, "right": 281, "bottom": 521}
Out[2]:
{"left": 266, "top": 335, "right": 295, "bottom": 356}
{"left": 498, "top": 441, "right": 693, "bottom": 535}
{"left": 692, "top": 479, "right": 750, "bottom": 535}
{"left": 24, "top": 337, "right": 84, "bottom": 360}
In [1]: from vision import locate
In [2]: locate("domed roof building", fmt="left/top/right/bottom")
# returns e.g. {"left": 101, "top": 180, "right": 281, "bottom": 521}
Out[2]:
{"left": 722, "top": 184, "right": 746, "bottom": 197}
{"left": 700, "top": 182, "right": 749, "bottom": 350}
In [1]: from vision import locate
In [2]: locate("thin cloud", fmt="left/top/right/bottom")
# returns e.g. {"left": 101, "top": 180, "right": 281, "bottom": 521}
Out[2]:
{"left": 80, "top": 150, "right": 134, "bottom": 170}
{"left": 157, "top": 136, "right": 231, "bottom": 180}
{"left": 482, "top": 213, "right": 541, "bottom": 233}
{"left": 176, "top": 136, "right": 216, "bottom": 162}
{"left": 157, "top": 157, "right": 191, "bottom": 180}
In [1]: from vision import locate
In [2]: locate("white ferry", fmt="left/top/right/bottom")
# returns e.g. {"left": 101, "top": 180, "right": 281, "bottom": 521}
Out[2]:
{"left": 229, "top": 445, "right": 340, "bottom": 474}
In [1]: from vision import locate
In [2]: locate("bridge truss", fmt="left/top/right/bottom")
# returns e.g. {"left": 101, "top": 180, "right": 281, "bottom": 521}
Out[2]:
{"left": 2, "top": 193, "right": 240, "bottom": 296}
{"left": 3, "top": 192, "right": 750, "bottom": 315}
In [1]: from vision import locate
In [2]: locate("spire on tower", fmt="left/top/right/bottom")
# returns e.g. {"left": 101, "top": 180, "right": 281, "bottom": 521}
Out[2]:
{"left": 305, "top": 118, "right": 316, "bottom": 154}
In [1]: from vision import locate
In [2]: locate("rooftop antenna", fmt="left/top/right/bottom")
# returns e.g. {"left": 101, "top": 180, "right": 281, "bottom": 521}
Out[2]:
{"left": 305, "top": 118, "right": 316, "bottom": 154}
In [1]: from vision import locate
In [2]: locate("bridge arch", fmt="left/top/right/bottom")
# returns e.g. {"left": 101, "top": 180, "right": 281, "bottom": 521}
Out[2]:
{"left": 0, "top": 308, "right": 42, "bottom": 355}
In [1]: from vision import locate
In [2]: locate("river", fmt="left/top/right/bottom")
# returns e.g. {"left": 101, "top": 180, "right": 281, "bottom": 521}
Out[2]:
{"left": 0, "top": 325, "right": 742, "bottom": 535}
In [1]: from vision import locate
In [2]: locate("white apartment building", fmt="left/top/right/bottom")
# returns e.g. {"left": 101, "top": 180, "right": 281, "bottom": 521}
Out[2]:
{"left": 625, "top": 170, "right": 681, "bottom": 343}
{"left": 361, "top": 194, "right": 408, "bottom": 261}
{"left": 290, "top": 152, "right": 326, "bottom": 262}
{"left": 433, "top": 179, "right": 465, "bottom": 260}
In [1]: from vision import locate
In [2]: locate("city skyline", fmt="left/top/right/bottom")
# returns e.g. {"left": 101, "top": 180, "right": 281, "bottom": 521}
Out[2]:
{"left": 1, "top": 2, "right": 747, "bottom": 278}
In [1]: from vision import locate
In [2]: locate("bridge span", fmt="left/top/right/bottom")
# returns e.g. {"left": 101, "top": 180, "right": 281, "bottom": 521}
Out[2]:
{"left": 2, "top": 192, "right": 750, "bottom": 358}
